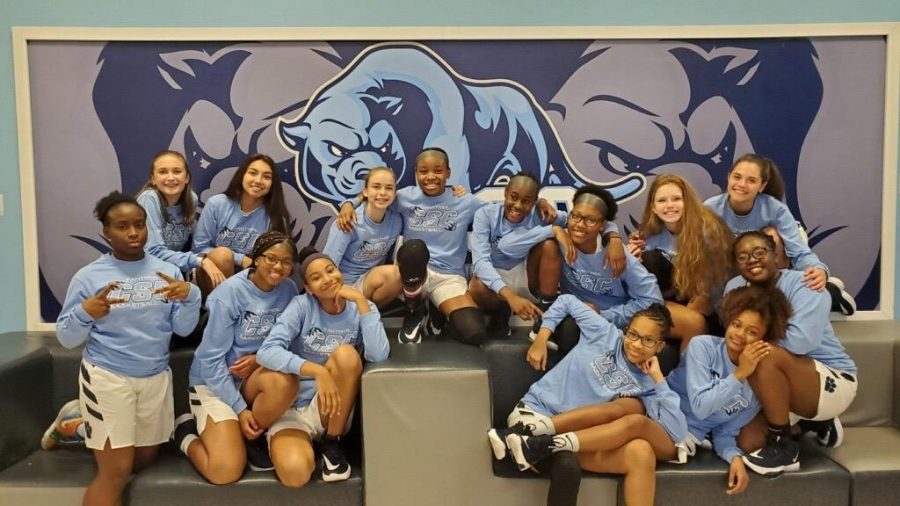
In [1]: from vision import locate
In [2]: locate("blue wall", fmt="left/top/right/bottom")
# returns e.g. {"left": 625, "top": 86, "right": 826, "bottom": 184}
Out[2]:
{"left": 1, "top": 0, "right": 898, "bottom": 331}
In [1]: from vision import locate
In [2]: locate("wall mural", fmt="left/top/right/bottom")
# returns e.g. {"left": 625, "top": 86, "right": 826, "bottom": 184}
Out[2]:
{"left": 27, "top": 37, "right": 886, "bottom": 321}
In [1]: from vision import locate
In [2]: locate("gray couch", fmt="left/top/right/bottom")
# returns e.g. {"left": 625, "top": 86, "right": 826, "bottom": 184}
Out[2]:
{"left": 1, "top": 320, "right": 898, "bottom": 505}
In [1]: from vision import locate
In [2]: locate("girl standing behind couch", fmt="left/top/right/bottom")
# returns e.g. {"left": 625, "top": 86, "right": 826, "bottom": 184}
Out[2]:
{"left": 193, "top": 154, "right": 292, "bottom": 296}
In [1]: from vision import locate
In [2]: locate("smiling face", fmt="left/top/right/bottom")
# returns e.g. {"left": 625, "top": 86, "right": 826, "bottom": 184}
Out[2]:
{"left": 252, "top": 243, "right": 295, "bottom": 291}
{"left": 242, "top": 159, "right": 274, "bottom": 200}
{"left": 728, "top": 161, "right": 767, "bottom": 208}
{"left": 725, "top": 309, "right": 767, "bottom": 356}
{"left": 503, "top": 179, "right": 538, "bottom": 224}
{"left": 652, "top": 182, "right": 684, "bottom": 229}
{"left": 104, "top": 203, "right": 148, "bottom": 261}
{"left": 362, "top": 169, "right": 397, "bottom": 211}
{"left": 734, "top": 235, "right": 778, "bottom": 284}
{"left": 416, "top": 153, "right": 450, "bottom": 197}
{"left": 304, "top": 257, "right": 343, "bottom": 300}
{"left": 621, "top": 315, "right": 665, "bottom": 365}
{"left": 566, "top": 203, "right": 606, "bottom": 247}
{"left": 150, "top": 154, "right": 190, "bottom": 205}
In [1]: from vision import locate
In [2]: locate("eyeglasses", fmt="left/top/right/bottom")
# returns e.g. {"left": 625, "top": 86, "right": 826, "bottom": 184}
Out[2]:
{"left": 568, "top": 213, "right": 602, "bottom": 228}
{"left": 259, "top": 254, "right": 294, "bottom": 269}
{"left": 624, "top": 328, "right": 662, "bottom": 348}
{"left": 735, "top": 247, "right": 771, "bottom": 265}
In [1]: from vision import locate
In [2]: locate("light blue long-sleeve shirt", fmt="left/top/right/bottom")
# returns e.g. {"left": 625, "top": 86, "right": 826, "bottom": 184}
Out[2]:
{"left": 704, "top": 193, "right": 828, "bottom": 273}
{"left": 137, "top": 189, "right": 202, "bottom": 272}
{"left": 188, "top": 270, "right": 298, "bottom": 414}
{"left": 192, "top": 194, "right": 270, "bottom": 267}
{"left": 522, "top": 294, "right": 687, "bottom": 443}
{"left": 559, "top": 245, "right": 663, "bottom": 328}
{"left": 395, "top": 186, "right": 486, "bottom": 276}
{"left": 667, "top": 335, "right": 760, "bottom": 464}
{"left": 256, "top": 294, "right": 390, "bottom": 408}
{"left": 470, "top": 203, "right": 567, "bottom": 294}
{"left": 725, "top": 270, "right": 856, "bottom": 373}
{"left": 57, "top": 254, "right": 201, "bottom": 377}
{"left": 323, "top": 204, "right": 402, "bottom": 284}
{"left": 643, "top": 228, "right": 677, "bottom": 260}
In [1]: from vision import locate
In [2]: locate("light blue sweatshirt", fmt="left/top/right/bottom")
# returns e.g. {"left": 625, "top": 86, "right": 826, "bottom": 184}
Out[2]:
{"left": 257, "top": 294, "right": 390, "bottom": 408}
{"left": 704, "top": 193, "right": 828, "bottom": 273}
{"left": 725, "top": 270, "right": 856, "bottom": 373}
{"left": 521, "top": 294, "right": 687, "bottom": 443}
{"left": 323, "top": 204, "right": 402, "bottom": 284}
{"left": 470, "top": 203, "right": 567, "bottom": 294}
{"left": 395, "top": 186, "right": 486, "bottom": 276}
{"left": 643, "top": 228, "right": 677, "bottom": 260}
{"left": 137, "top": 189, "right": 202, "bottom": 272}
{"left": 560, "top": 245, "right": 663, "bottom": 328}
{"left": 667, "top": 335, "right": 760, "bottom": 464}
{"left": 188, "top": 270, "right": 298, "bottom": 414}
{"left": 57, "top": 254, "right": 201, "bottom": 377}
{"left": 192, "top": 194, "right": 271, "bottom": 267}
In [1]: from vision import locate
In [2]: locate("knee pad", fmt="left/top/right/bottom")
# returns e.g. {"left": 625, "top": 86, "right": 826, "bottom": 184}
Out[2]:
{"left": 449, "top": 307, "right": 487, "bottom": 346}
{"left": 546, "top": 452, "right": 582, "bottom": 506}
{"left": 397, "top": 239, "right": 429, "bottom": 288}
{"left": 553, "top": 316, "right": 581, "bottom": 356}
{"left": 641, "top": 249, "right": 673, "bottom": 294}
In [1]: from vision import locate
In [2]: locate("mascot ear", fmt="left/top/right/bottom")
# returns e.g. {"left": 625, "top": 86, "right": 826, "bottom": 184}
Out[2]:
{"left": 278, "top": 119, "right": 311, "bottom": 151}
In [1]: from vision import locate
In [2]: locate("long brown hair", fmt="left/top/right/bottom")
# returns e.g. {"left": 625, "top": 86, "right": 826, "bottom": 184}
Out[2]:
{"left": 139, "top": 150, "right": 197, "bottom": 226}
{"left": 639, "top": 174, "right": 734, "bottom": 300}
{"left": 224, "top": 154, "right": 293, "bottom": 235}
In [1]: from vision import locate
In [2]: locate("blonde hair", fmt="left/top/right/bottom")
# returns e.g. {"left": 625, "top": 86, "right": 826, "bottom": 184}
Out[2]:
{"left": 639, "top": 174, "right": 735, "bottom": 300}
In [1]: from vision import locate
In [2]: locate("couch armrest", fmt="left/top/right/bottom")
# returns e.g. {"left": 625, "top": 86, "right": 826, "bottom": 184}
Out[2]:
{"left": 0, "top": 333, "right": 54, "bottom": 471}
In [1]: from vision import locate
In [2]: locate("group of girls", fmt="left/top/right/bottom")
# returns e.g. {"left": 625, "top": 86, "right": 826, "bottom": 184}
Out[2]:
{"left": 485, "top": 154, "right": 858, "bottom": 506}
{"left": 48, "top": 145, "right": 858, "bottom": 506}
{"left": 50, "top": 150, "right": 391, "bottom": 506}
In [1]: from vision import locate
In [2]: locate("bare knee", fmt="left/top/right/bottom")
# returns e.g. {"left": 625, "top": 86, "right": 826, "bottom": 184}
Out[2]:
{"left": 260, "top": 370, "right": 300, "bottom": 398}
{"left": 205, "top": 458, "right": 245, "bottom": 485}
{"left": 328, "top": 344, "right": 362, "bottom": 376}
{"left": 623, "top": 439, "right": 656, "bottom": 472}
{"left": 276, "top": 455, "right": 315, "bottom": 488}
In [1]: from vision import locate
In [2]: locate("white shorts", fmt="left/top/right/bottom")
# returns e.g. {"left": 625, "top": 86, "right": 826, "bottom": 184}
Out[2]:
{"left": 188, "top": 385, "right": 239, "bottom": 434}
{"left": 350, "top": 272, "right": 367, "bottom": 293}
{"left": 790, "top": 360, "right": 858, "bottom": 424}
{"left": 78, "top": 360, "right": 174, "bottom": 450}
{"left": 496, "top": 261, "right": 537, "bottom": 302}
{"left": 269, "top": 395, "right": 355, "bottom": 441}
{"left": 424, "top": 268, "right": 469, "bottom": 306}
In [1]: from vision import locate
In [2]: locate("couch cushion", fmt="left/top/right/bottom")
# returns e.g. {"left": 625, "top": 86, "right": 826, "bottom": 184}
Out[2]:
{"left": 832, "top": 321, "right": 899, "bottom": 427}
{"left": 819, "top": 426, "right": 900, "bottom": 506}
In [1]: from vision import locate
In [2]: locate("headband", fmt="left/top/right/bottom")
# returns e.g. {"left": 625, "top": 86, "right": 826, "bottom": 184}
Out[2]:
{"left": 300, "top": 253, "right": 332, "bottom": 279}
{"left": 573, "top": 193, "right": 608, "bottom": 217}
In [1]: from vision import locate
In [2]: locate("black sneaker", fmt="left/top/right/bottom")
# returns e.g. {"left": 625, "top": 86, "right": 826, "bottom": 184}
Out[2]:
{"left": 246, "top": 434, "right": 274, "bottom": 471}
{"left": 506, "top": 434, "right": 554, "bottom": 471}
{"left": 320, "top": 436, "right": 351, "bottom": 482}
{"left": 826, "top": 277, "right": 856, "bottom": 315}
{"left": 172, "top": 414, "right": 198, "bottom": 456}
{"left": 398, "top": 300, "right": 427, "bottom": 344}
{"left": 798, "top": 418, "right": 844, "bottom": 448}
{"left": 487, "top": 421, "right": 533, "bottom": 460}
{"left": 424, "top": 303, "right": 445, "bottom": 338}
{"left": 742, "top": 435, "right": 800, "bottom": 477}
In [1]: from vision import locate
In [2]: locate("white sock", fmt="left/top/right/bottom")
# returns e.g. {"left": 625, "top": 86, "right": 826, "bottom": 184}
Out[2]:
{"left": 551, "top": 432, "right": 580, "bottom": 453}
{"left": 529, "top": 418, "right": 556, "bottom": 436}
{"left": 180, "top": 434, "right": 199, "bottom": 455}
{"left": 76, "top": 423, "right": 86, "bottom": 439}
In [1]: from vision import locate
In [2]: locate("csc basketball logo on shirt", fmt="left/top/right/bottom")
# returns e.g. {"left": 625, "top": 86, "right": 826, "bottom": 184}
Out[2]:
{"left": 108, "top": 277, "right": 169, "bottom": 308}
{"left": 591, "top": 351, "right": 641, "bottom": 397}
{"left": 304, "top": 327, "right": 359, "bottom": 355}
{"left": 161, "top": 222, "right": 190, "bottom": 250}
{"left": 216, "top": 227, "right": 260, "bottom": 253}
{"left": 240, "top": 310, "right": 280, "bottom": 340}
{"left": 566, "top": 270, "right": 614, "bottom": 294}
{"left": 407, "top": 206, "right": 459, "bottom": 232}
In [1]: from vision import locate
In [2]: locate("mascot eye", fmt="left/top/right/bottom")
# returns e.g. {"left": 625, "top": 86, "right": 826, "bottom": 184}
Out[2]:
{"left": 588, "top": 140, "right": 643, "bottom": 176}
{"left": 328, "top": 143, "right": 345, "bottom": 157}
{"left": 493, "top": 175, "right": 511, "bottom": 186}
